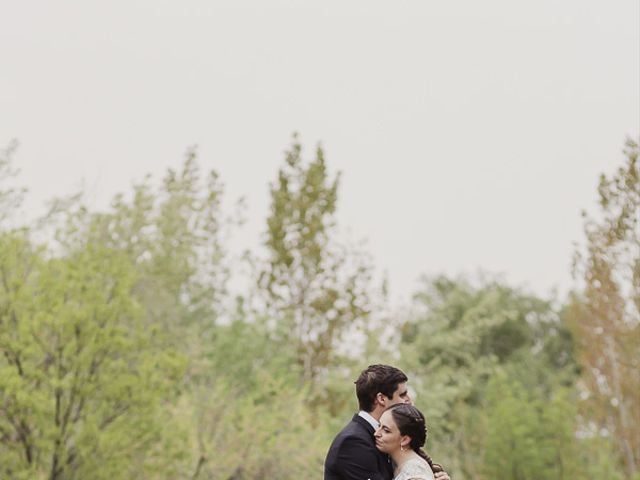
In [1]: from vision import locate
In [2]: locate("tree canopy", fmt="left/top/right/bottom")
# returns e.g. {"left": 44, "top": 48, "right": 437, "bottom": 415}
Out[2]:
{"left": 0, "top": 136, "right": 637, "bottom": 479}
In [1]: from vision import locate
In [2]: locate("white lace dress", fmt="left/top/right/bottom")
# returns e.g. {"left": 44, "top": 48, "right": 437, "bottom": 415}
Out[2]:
{"left": 393, "top": 457, "right": 434, "bottom": 480}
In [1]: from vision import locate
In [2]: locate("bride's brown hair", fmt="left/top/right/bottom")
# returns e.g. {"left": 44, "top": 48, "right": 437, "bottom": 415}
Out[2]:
{"left": 386, "top": 403, "right": 443, "bottom": 473}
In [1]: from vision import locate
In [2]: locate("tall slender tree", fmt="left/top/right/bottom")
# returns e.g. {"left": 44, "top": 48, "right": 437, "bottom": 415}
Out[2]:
{"left": 260, "top": 135, "right": 373, "bottom": 384}
{"left": 569, "top": 137, "right": 640, "bottom": 478}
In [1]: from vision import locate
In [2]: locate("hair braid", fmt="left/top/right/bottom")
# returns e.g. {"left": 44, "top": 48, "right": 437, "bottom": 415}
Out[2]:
{"left": 416, "top": 448, "right": 443, "bottom": 473}
{"left": 387, "top": 404, "right": 445, "bottom": 475}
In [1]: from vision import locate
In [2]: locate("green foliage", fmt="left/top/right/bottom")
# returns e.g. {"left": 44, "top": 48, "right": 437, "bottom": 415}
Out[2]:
{"left": 186, "top": 372, "right": 328, "bottom": 479}
{"left": 181, "top": 314, "right": 329, "bottom": 479}
{"left": 48, "top": 148, "right": 229, "bottom": 364}
{"left": 403, "top": 275, "right": 573, "bottom": 416}
{"left": 1, "top": 135, "right": 636, "bottom": 479}
{"left": 260, "top": 134, "right": 374, "bottom": 385}
{"left": 482, "top": 372, "right": 585, "bottom": 480}
{"left": 401, "top": 275, "right": 579, "bottom": 477}
{"left": 0, "top": 233, "right": 186, "bottom": 479}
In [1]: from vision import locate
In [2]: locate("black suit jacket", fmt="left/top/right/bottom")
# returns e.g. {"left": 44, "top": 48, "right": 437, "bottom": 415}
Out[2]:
{"left": 324, "top": 414, "right": 394, "bottom": 480}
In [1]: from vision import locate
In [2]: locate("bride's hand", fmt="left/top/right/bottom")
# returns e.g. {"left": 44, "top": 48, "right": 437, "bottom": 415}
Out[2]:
{"left": 434, "top": 471, "right": 450, "bottom": 480}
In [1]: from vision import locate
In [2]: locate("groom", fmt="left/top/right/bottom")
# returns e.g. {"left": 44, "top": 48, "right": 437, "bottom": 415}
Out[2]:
{"left": 324, "top": 364, "right": 450, "bottom": 480}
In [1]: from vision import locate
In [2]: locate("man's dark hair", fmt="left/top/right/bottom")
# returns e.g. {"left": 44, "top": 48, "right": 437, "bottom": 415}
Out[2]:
{"left": 354, "top": 364, "right": 408, "bottom": 412}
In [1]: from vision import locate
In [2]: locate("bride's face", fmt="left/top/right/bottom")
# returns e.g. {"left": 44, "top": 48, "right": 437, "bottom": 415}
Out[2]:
{"left": 374, "top": 410, "right": 408, "bottom": 455}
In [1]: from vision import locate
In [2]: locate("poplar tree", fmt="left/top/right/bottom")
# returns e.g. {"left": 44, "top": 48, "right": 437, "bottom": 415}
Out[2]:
{"left": 569, "top": 137, "right": 640, "bottom": 478}
{"left": 260, "top": 135, "right": 373, "bottom": 384}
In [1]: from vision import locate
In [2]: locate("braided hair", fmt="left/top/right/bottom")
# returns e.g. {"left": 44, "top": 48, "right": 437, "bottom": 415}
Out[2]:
{"left": 387, "top": 403, "right": 443, "bottom": 474}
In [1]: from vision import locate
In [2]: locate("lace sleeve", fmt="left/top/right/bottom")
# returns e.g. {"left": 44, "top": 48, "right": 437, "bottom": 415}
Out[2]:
{"left": 395, "top": 458, "right": 434, "bottom": 480}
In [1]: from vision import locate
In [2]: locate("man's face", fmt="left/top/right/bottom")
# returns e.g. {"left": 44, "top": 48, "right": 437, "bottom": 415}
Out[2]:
{"left": 386, "top": 381, "right": 412, "bottom": 406}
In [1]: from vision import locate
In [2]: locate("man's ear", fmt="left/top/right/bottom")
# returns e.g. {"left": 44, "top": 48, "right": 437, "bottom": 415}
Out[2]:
{"left": 376, "top": 392, "right": 387, "bottom": 408}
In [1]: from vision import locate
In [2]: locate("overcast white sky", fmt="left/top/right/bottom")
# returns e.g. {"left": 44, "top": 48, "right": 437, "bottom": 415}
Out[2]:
{"left": 1, "top": 1, "right": 639, "bottom": 303}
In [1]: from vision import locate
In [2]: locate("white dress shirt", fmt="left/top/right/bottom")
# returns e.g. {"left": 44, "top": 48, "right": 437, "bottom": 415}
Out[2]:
{"left": 358, "top": 410, "right": 380, "bottom": 430}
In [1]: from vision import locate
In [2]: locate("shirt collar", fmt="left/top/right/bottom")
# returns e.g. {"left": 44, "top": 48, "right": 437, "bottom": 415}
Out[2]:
{"left": 358, "top": 410, "right": 380, "bottom": 430}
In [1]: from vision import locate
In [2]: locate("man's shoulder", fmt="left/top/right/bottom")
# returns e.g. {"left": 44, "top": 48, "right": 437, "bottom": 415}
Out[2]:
{"left": 333, "top": 415, "right": 374, "bottom": 441}
{"left": 327, "top": 415, "right": 377, "bottom": 455}
{"left": 325, "top": 414, "right": 384, "bottom": 479}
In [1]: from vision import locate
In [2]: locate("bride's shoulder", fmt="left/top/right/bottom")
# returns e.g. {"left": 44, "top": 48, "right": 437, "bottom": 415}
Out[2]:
{"left": 395, "top": 457, "right": 434, "bottom": 480}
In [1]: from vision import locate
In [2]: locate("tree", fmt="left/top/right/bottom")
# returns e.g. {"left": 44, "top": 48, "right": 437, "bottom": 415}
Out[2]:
{"left": 400, "top": 275, "right": 577, "bottom": 478}
{"left": 0, "top": 235, "right": 186, "bottom": 479}
{"left": 259, "top": 135, "right": 373, "bottom": 385}
{"left": 0, "top": 139, "right": 25, "bottom": 226}
{"left": 482, "top": 370, "right": 587, "bottom": 480}
{"left": 174, "top": 300, "right": 330, "bottom": 479}
{"left": 569, "top": 137, "right": 640, "bottom": 478}
{"left": 48, "top": 148, "right": 230, "bottom": 360}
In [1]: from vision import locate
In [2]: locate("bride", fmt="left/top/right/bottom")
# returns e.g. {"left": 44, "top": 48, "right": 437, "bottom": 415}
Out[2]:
{"left": 374, "top": 403, "right": 443, "bottom": 480}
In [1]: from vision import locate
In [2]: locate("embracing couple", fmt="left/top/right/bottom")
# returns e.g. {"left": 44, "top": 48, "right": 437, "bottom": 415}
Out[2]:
{"left": 324, "top": 364, "right": 450, "bottom": 480}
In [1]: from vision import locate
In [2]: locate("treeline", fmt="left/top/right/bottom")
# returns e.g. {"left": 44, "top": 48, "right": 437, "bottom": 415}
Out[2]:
{"left": 0, "top": 136, "right": 638, "bottom": 479}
